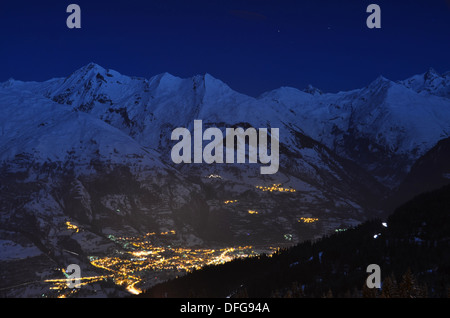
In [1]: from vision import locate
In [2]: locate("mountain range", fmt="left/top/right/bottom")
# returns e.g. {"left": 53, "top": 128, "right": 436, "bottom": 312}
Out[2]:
{"left": 0, "top": 64, "right": 449, "bottom": 297}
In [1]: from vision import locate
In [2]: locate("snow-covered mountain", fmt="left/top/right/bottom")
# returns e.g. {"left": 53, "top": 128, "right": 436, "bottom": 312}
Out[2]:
{"left": 260, "top": 73, "right": 450, "bottom": 187}
{"left": 1, "top": 63, "right": 449, "bottom": 297}
{"left": 398, "top": 68, "right": 450, "bottom": 98}
{"left": 38, "top": 63, "right": 450, "bottom": 187}
{"left": 27, "top": 63, "right": 389, "bottom": 234}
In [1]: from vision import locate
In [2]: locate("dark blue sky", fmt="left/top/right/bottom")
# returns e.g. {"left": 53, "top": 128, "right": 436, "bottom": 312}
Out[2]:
{"left": 1, "top": 0, "right": 449, "bottom": 96}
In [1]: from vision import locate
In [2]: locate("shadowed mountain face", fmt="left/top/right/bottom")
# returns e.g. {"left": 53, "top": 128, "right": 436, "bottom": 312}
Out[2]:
{"left": 388, "top": 137, "right": 450, "bottom": 209}
{"left": 0, "top": 64, "right": 449, "bottom": 297}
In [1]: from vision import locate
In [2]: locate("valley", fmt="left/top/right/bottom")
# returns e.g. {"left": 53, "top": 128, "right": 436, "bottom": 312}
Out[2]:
{"left": 0, "top": 64, "right": 449, "bottom": 297}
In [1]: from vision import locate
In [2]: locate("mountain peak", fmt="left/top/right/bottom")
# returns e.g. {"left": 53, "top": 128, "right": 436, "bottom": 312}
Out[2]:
{"left": 1, "top": 78, "right": 17, "bottom": 88}
{"left": 192, "top": 73, "right": 236, "bottom": 95}
{"left": 149, "top": 72, "right": 183, "bottom": 93}
{"left": 192, "top": 72, "right": 219, "bottom": 83}
{"left": 203, "top": 73, "right": 226, "bottom": 86}
{"left": 375, "top": 75, "right": 389, "bottom": 82}
{"left": 366, "top": 75, "right": 392, "bottom": 91}
{"left": 66, "top": 62, "right": 111, "bottom": 84}
{"left": 155, "top": 72, "right": 179, "bottom": 81}
{"left": 424, "top": 67, "right": 440, "bottom": 81}
{"left": 303, "top": 84, "right": 323, "bottom": 96}
{"left": 398, "top": 68, "right": 449, "bottom": 98}
{"left": 79, "top": 62, "right": 106, "bottom": 73}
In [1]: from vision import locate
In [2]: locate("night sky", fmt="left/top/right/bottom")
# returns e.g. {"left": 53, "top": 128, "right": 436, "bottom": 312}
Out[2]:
{"left": 1, "top": 0, "right": 449, "bottom": 97}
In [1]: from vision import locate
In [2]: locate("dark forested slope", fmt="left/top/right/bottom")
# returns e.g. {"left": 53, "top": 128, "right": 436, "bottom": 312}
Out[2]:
{"left": 141, "top": 184, "right": 450, "bottom": 298}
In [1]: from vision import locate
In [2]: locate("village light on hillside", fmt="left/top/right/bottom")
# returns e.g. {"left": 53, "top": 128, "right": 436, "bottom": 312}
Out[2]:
{"left": 298, "top": 217, "right": 318, "bottom": 224}
{"left": 256, "top": 184, "right": 296, "bottom": 193}
{"left": 65, "top": 221, "right": 79, "bottom": 233}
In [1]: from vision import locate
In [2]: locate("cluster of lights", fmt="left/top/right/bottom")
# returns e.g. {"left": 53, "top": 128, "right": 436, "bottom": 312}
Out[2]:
{"left": 45, "top": 274, "right": 110, "bottom": 297}
{"left": 65, "top": 221, "right": 80, "bottom": 233}
{"left": 88, "top": 244, "right": 261, "bottom": 294}
{"left": 298, "top": 217, "right": 319, "bottom": 223}
{"left": 206, "top": 174, "right": 222, "bottom": 179}
{"left": 117, "top": 230, "right": 175, "bottom": 241}
{"left": 224, "top": 200, "right": 238, "bottom": 204}
{"left": 45, "top": 230, "right": 278, "bottom": 297}
{"left": 160, "top": 230, "right": 176, "bottom": 236}
{"left": 256, "top": 184, "right": 296, "bottom": 193}
{"left": 248, "top": 210, "right": 259, "bottom": 215}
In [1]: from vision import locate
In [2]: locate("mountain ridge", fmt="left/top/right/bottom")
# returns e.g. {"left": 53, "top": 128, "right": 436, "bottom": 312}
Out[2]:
{"left": 1, "top": 64, "right": 449, "bottom": 297}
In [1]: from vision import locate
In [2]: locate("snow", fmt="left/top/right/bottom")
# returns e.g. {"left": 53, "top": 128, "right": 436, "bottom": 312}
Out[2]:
{"left": 0, "top": 86, "right": 168, "bottom": 176}
{"left": 3, "top": 64, "right": 449, "bottom": 169}
{"left": 0, "top": 240, "right": 42, "bottom": 261}
{"left": 398, "top": 68, "right": 450, "bottom": 98}
{"left": 1, "top": 64, "right": 449, "bottom": 247}
{"left": 2, "top": 64, "right": 448, "bottom": 298}
{"left": 3, "top": 63, "right": 447, "bottom": 188}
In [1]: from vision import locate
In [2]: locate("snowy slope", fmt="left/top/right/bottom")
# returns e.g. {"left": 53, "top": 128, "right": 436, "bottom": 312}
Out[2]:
{"left": 0, "top": 87, "right": 165, "bottom": 174}
{"left": 3, "top": 63, "right": 449, "bottom": 203}
{"left": 0, "top": 75, "right": 202, "bottom": 296}
{"left": 260, "top": 75, "right": 450, "bottom": 186}
{"left": 35, "top": 63, "right": 385, "bottom": 210}
{"left": 398, "top": 68, "right": 450, "bottom": 98}
{"left": 1, "top": 63, "right": 449, "bottom": 297}
{"left": 0, "top": 64, "right": 392, "bottom": 249}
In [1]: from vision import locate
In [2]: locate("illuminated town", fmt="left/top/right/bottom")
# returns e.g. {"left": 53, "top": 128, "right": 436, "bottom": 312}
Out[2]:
{"left": 45, "top": 227, "right": 279, "bottom": 298}
{"left": 298, "top": 217, "right": 319, "bottom": 224}
{"left": 256, "top": 184, "right": 296, "bottom": 193}
{"left": 44, "top": 183, "right": 302, "bottom": 297}
{"left": 224, "top": 200, "right": 238, "bottom": 204}
{"left": 65, "top": 221, "right": 80, "bottom": 233}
